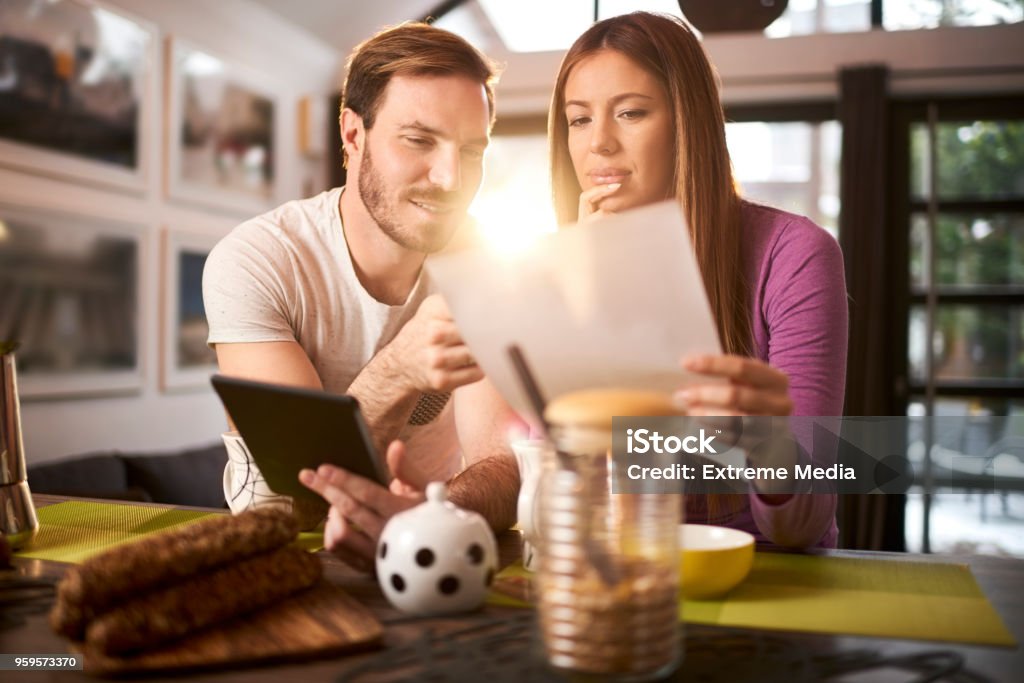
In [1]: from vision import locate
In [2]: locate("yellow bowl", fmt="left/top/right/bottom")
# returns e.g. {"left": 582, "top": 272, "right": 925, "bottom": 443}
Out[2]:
{"left": 680, "top": 524, "right": 755, "bottom": 599}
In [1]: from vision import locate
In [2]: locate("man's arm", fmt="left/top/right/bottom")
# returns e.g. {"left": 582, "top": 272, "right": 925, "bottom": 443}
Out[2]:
{"left": 299, "top": 376, "right": 525, "bottom": 570}
{"left": 446, "top": 377, "right": 524, "bottom": 532}
{"left": 214, "top": 341, "right": 323, "bottom": 428}
{"left": 214, "top": 340, "right": 332, "bottom": 528}
{"left": 215, "top": 341, "right": 322, "bottom": 387}
{"left": 346, "top": 294, "right": 483, "bottom": 457}
{"left": 344, "top": 348, "right": 421, "bottom": 459}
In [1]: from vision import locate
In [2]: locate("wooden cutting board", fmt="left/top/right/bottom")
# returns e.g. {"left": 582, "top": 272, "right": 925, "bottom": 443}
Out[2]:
{"left": 76, "top": 582, "right": 383, "bottom": 676}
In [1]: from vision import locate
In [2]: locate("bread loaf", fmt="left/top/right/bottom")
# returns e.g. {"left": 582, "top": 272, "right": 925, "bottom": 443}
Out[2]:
{"left": 85, "top": 544, "right": 321, "bottom": 655}
{"left": 51, "top": 507, "right": 303, "bottom": 641}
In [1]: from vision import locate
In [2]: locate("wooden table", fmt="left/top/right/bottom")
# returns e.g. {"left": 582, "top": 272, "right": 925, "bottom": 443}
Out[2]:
{"left": 2, "top": 495, "right": 1021, "bottom": 682}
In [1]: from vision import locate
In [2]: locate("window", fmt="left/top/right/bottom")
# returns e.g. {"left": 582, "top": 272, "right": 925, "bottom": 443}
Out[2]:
{"left": 466, "top": 109, "right": 842, "bottom": 249}
{"left": 895, "top": 101, "right": 1024, "bottom": 555}
{"left": 468, "top": 132, "right": 557, "bottom": 251}
{"left": 906, "top": 117, "right": 1024, "bottom": 393}
{"left": 884, "top": 0, "right": 1024, "bottom": 30}
{"left": 726, "top": 119, "right": 842, "bottom": 237}
{"left": 433, "top": 0, "right": 1022, "bottom": 53}
{"left": 765, "top": 0, "right": 872, "bottom": 37}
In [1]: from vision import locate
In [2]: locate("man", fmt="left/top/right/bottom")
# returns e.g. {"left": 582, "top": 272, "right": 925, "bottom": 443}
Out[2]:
{"left": 203, "top": 23, "right": 521, "bottom": 571}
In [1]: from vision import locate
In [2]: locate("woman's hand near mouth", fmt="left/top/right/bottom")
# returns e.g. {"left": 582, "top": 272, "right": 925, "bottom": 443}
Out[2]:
{"left": 577, "top": 182, "right": 621, "bottom": 221}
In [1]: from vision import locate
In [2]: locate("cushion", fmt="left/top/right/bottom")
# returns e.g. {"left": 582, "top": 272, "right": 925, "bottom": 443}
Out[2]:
{"left": 27, "top": 453, "right": 142, "bottom": 500}
{"left": 121, "top": 443, "right": 228, "bottom": 508}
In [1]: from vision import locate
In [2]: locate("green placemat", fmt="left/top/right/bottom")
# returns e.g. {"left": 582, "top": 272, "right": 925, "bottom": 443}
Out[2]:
{"left": 15, "top": 501, "right": 324, "bottom": 564}
{"left": 489, "top": 552, "right": 1016, "bottom": 647}
{"left": 296, "top": 529, "right": 326, "bottom": 552}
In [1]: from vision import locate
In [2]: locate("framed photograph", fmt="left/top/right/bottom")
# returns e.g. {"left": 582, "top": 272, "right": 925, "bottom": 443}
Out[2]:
{"left": 160, "top": 229, "right": 219, "bottom": 391}
{"left": 0, "top": 0, "right": 154, "bottom": 192}
{"left": 165, "top": 37, "right": 278, "bottom": 214}
{"left": 0, "top": 203, "right": 144, "bottom": 398}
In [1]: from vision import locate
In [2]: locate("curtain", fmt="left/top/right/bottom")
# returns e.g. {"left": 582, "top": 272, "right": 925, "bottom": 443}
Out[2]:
{"left": 837, "top": 65, "right": 907, "bottom": 551}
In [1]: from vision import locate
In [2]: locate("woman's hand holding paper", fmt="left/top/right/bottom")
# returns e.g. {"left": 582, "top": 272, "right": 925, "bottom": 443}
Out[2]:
{"left": 674, "top": 354, "right": 793, "bottom": 417}
{"left": 675, "top": 354, "right": 800, "bottom": 499}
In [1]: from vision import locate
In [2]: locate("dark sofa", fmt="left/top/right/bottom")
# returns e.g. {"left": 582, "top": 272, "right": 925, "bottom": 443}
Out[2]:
{"left": 27, "top": 443, "right": 229, "bottom": 509}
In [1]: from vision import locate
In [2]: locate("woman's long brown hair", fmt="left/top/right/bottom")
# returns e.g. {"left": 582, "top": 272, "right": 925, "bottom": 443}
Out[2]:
{"left": 549, "top": 12, "right": 752, "bottom": 358}
{"left": 549, "top": 13, "right": 752, "bottom": 520}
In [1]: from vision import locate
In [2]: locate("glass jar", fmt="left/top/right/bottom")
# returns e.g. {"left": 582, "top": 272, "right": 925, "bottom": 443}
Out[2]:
{"left": 536, "top": 389, "right": 683, "bottom": 681}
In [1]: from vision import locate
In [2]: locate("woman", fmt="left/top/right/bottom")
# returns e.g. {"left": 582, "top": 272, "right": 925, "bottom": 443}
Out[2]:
{"left": 550, "top": 12, "right": 848, "bottom": 548}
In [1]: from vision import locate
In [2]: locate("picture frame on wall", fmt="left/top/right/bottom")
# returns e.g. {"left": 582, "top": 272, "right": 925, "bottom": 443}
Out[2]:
{"left": 0, "top": 202, "right": 144, "bottom": 399}
{"left": 165, "top": 37, "right": 279, "bottom": 214}
{"left": 297, "top": 94, "right": 327, "bottom": 159}
{"left": 160, "top": 228, "right": 219, "bottom": 391}
{"left": 0, "top": 0, "right": 155, "bottom": 193}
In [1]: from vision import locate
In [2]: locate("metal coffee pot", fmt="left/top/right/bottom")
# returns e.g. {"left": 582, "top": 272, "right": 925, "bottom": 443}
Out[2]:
{"left": 1, "top": 342, "right": 38, "bottom": 549}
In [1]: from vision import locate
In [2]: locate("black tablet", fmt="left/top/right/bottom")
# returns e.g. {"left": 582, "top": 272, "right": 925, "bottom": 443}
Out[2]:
{"left": 211, "top": 375, "right": 389, "bottom": 504}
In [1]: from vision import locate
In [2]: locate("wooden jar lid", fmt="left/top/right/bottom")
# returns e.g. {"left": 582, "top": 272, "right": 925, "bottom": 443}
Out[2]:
{"left": 544, "top": 388, "right": 682, "bottom": 429}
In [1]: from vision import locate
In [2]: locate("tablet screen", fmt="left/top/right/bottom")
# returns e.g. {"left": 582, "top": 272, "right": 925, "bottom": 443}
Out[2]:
{"left": 212, "top": 375, "right": 388, "bottom": 504}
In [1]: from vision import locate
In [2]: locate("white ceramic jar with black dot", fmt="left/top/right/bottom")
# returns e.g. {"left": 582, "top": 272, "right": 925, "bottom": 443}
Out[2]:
{"left": 376, "top": 482, "right": 498, "bottom": 616}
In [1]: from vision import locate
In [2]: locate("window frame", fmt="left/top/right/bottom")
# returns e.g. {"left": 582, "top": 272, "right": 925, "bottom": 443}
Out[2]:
{"left": 890, "top": 95, "right": 1024, "bottom": 408}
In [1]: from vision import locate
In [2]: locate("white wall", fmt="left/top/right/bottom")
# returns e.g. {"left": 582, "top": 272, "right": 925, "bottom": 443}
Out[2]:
{"left": 4, "top": 0, "right": 341, "bottom": 464}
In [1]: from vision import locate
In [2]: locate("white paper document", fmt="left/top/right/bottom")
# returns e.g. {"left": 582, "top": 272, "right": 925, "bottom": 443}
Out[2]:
{"left": 426, "top": 201, "right": 722, "bottom": 421}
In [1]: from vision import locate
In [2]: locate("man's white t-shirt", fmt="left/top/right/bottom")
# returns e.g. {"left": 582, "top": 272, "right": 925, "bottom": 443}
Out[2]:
{"left": 203, "top": 186, "right": 463, "bottom": 505}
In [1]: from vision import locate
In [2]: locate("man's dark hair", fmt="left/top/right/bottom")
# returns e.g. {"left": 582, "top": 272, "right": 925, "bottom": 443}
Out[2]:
{"left": 342, "top": 22, "right": 498, "bottom": 133}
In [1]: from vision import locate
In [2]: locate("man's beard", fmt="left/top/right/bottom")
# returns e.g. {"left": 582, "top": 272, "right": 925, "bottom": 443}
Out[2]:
{"left": 358, "top": 141, "right": 462, "bottom": 254}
